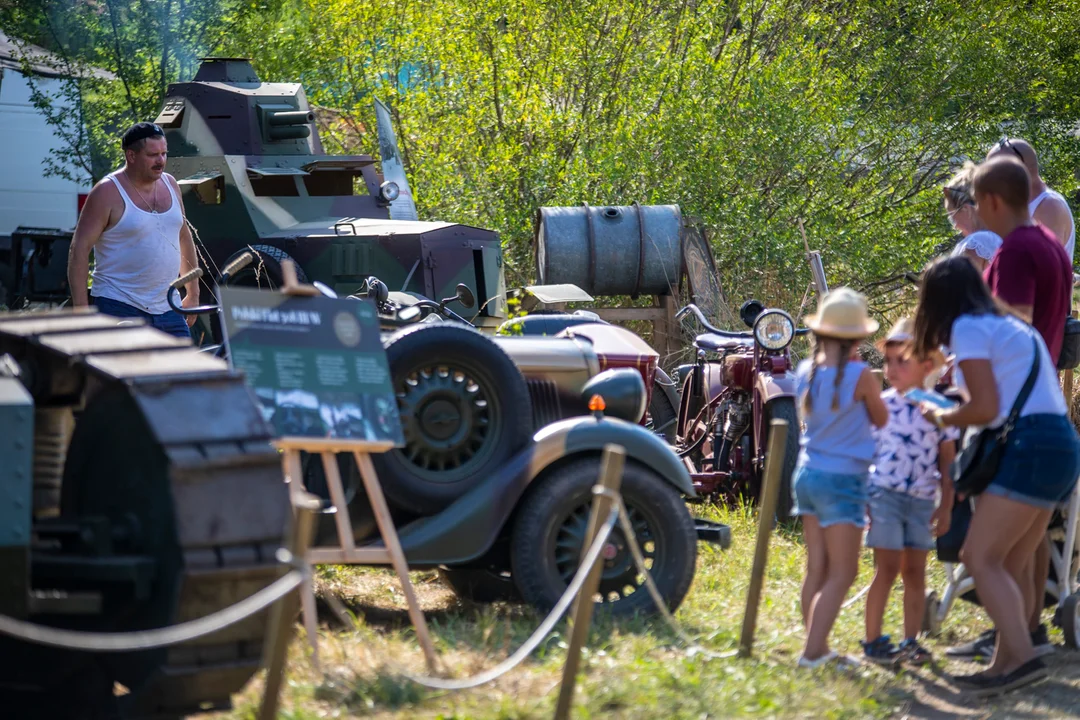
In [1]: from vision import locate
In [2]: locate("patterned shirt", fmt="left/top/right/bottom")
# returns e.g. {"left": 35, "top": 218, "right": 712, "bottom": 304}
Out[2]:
{"left": 870, "top": 389, "right": 959, "bottom": 500}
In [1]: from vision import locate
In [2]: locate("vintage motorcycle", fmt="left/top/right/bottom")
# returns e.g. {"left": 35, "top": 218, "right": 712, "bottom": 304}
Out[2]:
{"left": 667, "top": 300, "right": 809, "bottom": 519}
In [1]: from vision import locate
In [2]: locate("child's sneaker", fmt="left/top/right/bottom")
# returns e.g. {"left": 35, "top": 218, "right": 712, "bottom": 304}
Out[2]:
{"left": 861, "top": 635, "right": 901, "bottom": 666}
{"left": 898, "top": 637, "right": 932, "bottom": 665}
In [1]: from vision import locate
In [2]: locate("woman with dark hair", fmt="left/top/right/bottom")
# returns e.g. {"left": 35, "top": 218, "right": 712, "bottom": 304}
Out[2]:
{"left": 912, "top": 255, "right": 1080, "bottom": 696}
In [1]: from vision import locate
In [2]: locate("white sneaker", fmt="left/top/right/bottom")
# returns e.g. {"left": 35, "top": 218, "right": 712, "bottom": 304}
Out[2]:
{"left": 797, "top": 651, "right": 838, "bottom": 668}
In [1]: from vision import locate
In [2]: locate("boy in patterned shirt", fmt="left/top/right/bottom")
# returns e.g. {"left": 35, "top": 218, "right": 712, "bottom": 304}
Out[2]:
{"left": 862, "top": 318, "right": 957, "bottom": 665}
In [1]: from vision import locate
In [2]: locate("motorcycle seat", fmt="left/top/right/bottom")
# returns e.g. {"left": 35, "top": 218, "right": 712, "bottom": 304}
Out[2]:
{"left": 694, "top": 333, "right": 753, "bottom": 353}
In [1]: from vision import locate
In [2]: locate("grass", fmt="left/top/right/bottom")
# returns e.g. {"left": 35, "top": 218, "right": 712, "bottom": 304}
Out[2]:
{"left": 208, "top": 501, "right": 1080, "bottom": 720}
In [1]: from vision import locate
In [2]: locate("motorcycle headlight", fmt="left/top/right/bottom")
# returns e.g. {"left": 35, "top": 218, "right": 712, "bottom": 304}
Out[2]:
{"left": 754, "top": 310, "right": 795, "bottom": 350}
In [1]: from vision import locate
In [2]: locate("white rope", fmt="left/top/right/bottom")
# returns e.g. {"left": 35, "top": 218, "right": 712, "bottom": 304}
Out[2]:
{"left": 0, "top": 570, "right": 303, "bottom": 652}
{"left": 378, "top": 505, "right": 622, "bottom": 690}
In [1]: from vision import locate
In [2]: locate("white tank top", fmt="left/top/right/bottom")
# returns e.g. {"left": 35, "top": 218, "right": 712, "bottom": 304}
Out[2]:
{"left": 90, "top": 171, "right": 184, "bottom": 314}
{"left": 1030, "top": 187, "right": 1075, "bottom": 265}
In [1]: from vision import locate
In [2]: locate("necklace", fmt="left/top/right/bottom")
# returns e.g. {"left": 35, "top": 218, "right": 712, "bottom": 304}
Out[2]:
{"left": 124, "top": 169, "right": 159, "bottom": 214}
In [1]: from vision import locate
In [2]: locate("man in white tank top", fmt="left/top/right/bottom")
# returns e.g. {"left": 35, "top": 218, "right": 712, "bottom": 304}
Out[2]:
{"left": 987, "top": 138, "right": 1076, "bottom": 265}
{"left": 67, "top": 122, "right": 200, "bottom": 339}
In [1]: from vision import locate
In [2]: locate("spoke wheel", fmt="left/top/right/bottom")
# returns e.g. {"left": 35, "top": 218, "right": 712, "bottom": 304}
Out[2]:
{"left": 398, "top": 365, "right": 493, "bottom": 477}
{"left": 511, "top": 457, "right": 697, "bottom": 617}
{"left": 372, "top": 323, "right": 532, "bottom": 515}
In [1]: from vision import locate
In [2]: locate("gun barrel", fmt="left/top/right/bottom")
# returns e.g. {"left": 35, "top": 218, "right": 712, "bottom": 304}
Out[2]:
{"left": 267, "top": 110, "right": 314, "bottom": 126}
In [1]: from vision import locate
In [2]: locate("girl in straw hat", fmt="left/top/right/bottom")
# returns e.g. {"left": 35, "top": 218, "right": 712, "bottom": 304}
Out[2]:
{"left": 793, "top": 287, "right": 888, "bottom": 668}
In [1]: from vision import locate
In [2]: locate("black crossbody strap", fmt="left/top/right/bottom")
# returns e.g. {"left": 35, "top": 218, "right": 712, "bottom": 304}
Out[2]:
{"left": 1003, "top": 334, "right": 1041, "bottom": 435}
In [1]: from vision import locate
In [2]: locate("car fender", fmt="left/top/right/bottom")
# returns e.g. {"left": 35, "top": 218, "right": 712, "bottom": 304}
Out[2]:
{"left": 531, "top": 415, "right": 696, "bottom": 498}
{"left": 397, "top": 416, "right": 695, "bottom": 565}
{"left": 653, "top": 367, "right": 681, "bottom": 414}
{"left": 756, "top": 371, "right": 796, "bottom": 405}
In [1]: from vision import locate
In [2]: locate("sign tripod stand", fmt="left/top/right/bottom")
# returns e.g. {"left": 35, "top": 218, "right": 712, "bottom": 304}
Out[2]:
{"left": 271, "top": 261, "right": 440, "bottom": 674}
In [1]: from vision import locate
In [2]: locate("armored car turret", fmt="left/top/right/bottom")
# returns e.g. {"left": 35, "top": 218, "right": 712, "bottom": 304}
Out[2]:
{"left": 156, "top": 57, "right": 507, "bottom": 330}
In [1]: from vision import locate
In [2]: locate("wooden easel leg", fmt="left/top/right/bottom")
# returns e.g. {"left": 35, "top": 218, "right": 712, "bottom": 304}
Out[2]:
{"left": 353, "top": 450, "right": 441, "bottom": 674}
{"left": 321, "top": 451, "right": 357, "bottom": 551}
{"left": 284, "top": 448, "right": 321, "bottom": 671}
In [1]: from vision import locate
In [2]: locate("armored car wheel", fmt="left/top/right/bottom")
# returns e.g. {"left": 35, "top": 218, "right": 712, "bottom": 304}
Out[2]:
{"left": 510, "top": 457, "right": 697, "bottom": 618}
{"left": 374, "top": 323, "right": 533, "bottom": 514}
{"left": 226, "top": 244, "right": 308, "bottom": 288}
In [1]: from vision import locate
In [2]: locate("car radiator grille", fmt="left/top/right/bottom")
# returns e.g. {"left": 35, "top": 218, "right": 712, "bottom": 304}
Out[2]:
{"left": 526, "top": 379, "right": 564, "bottom": 429}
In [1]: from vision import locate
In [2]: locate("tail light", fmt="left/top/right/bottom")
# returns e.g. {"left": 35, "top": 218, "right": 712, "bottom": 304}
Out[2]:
{"left": 77, "top": 193, "right": 89, "bottom": 215}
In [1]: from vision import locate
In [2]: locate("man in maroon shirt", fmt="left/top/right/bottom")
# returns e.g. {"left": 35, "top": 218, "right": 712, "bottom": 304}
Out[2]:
{"left": 947, "top": 155, "right": 1073, "bottom": 663}
{"left": 975, "top": 156, "right": 1071, "bottom": 360}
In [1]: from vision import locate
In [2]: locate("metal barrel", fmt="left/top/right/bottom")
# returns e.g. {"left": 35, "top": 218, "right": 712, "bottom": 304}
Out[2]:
{"left": 535, "top": 204, "right": 683, "bottom": 297}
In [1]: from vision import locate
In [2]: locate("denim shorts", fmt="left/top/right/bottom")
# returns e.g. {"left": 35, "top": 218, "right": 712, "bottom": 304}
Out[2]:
{"left": 983, "top": 413, "right": 1080, "bottom": 510}
{"left": 792, "top": 465, "right": 869, "bottom": 528}
{"left": 93, "top": 295, "right": 192, "bottom": 340}
{"left": 865, "top": 486, "right": 936, "bottom": 551}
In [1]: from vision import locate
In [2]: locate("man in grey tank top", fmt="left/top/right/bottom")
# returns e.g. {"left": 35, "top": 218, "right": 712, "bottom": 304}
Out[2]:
{"left": 67, "top": 122, "right": 200, "bottom": 339}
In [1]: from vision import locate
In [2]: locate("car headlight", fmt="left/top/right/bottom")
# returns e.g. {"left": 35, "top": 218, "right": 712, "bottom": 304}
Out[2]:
{"left": 754, "top": 310, "right": 795, "bottom": 350}
{"left": 380, "top": 180, "right": 400, "bottom": 202}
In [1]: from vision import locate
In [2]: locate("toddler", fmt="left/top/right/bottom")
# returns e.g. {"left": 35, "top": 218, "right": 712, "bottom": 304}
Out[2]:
{"left": 793, "top": 287, "right": 889, "bottom": 667}
{"left": 862, "top": 318, "right": 956, "bottom": 665}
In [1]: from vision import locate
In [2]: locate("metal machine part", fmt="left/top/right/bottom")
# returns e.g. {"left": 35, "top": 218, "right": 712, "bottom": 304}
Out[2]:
{"left": 0, "top": 308, "right": 290, "bottom": 719}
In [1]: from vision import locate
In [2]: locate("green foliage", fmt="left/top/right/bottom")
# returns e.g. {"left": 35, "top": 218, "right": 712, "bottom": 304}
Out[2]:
{"left": 8, "top": 0, "right": 1080, "bottom": 322}
{"left": 218, "top": 0, "right": 1080, "bottom": 320}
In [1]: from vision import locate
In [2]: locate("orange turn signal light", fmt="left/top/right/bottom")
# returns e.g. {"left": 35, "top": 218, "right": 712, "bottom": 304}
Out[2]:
{"left": 588, "top": 394, "right": 606, "bottom": 412}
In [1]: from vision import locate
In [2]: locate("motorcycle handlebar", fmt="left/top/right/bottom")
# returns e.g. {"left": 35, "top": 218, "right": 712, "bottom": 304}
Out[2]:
{"left": 170, "top": 267, "right": 203, "bottom": 292}
{"left": 219, "top": 252, "right": 254, "bottom": 283}
{"left": 675, "top": 302, "right": 812, "bottom": 340}
{"left": 675, "top": 304, "right": 751, "bottom": 338}
{"left": 167, "top": 267, "right": 220, "bottom": 316}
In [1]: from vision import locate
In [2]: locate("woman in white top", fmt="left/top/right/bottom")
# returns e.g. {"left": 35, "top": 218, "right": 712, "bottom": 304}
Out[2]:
{"left": 911, "top": 256, "right": 1080, "bottom": 696}
{"left": 943, "top": 162, "right": 1002, "bottom": 273}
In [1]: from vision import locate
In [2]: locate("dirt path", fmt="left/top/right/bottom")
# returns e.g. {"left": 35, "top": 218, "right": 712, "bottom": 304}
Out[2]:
{"left": 894, "top": 650, "right": 1080, "bottom": 719}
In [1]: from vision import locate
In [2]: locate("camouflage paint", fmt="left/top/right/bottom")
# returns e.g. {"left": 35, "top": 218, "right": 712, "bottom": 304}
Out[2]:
{"left": 155, "top": 58, "right": 507, "bottom": 329}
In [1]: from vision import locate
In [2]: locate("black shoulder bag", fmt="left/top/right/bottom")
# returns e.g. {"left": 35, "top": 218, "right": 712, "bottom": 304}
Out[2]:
{"left": 951, "top": 334, "right": 1040, "bottom": 497}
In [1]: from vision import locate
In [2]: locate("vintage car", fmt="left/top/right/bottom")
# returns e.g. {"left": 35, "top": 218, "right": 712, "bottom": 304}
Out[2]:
{"left": 301, "top": 314, "right": 728, "bottom": 615}
{"left": 174, "top": 268, "right": 729, "bottom": 618}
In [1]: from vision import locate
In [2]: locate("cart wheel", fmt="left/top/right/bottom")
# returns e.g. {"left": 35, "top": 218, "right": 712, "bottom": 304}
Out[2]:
{"left": 922, "top": 590, "right": 942, "bottom": 636}
{"left": 1062, "top": 593, "right": 1080, "bottom": 649}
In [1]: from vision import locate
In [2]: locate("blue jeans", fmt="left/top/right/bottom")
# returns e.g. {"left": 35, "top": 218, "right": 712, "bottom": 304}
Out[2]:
{"left": 984, "top": 413, "right": 1080, "bottom": 510}
{"left": 792, "top": 465, "right": 869, "bottom": 528}
{"left": 865, "top": 486, "right": 936, "bottom": 551}
{"left": 92, "top": 295, "right": 192, "bottom": 340}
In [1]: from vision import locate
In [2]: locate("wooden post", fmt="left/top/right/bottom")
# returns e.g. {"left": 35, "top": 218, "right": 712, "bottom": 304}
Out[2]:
{"left": 259, "top": 490, "right": 321, "bottom": 720}
{"left": 554, "top": 444, "right": 625, "bottom": 720}
{"left": 738, "top": 419, "right": 789, "bottom": 658}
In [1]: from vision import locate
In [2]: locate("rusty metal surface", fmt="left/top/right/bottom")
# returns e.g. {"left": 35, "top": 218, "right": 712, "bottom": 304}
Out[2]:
{"left": 84, "top": 349, "right": 231, "bottom": 380}
{"left": 0, "top": 313, "right": 135, "bottom": 338}
{"left": 0, "top": 305, "right": 291, "bottom": 716}
{"left": 170, "top": 463, "right": 290, "bottom": 548}
{"left": 38, "top": 327, "right": 191, "bottom": 357}
{"left": 132, "top": 379, "right": 272, "bottom": 446}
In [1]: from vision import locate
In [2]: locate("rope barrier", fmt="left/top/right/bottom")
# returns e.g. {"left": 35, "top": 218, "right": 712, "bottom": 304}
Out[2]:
{"left": 367, "top": 505, "right": 622, "bottom": 690}
{"left": 0, "top": 569, "right": 303, "bottom": 652}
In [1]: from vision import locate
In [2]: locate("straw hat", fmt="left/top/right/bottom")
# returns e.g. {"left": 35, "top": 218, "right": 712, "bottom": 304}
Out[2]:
{"left": 883, "top": 317, "right": 913, "bottom": 344}
{"left": 803, "top": 287, "right": 879, "bottom": 339}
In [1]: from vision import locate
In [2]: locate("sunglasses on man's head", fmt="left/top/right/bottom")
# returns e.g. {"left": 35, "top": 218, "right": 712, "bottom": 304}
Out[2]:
{"left": 122, "top": 123, "right": 166, "bottom": 149}
{"left": 997, "top": 138, "right": 1024, "bottom": 162}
